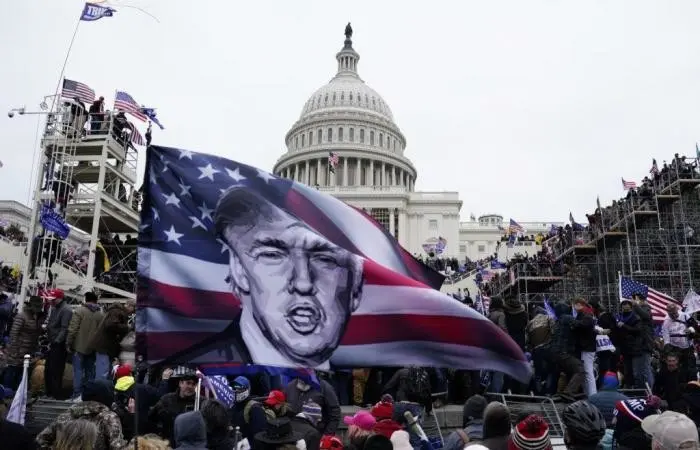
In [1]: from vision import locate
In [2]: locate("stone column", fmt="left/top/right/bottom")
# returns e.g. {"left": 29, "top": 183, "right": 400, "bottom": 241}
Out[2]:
{"left": 356, "top": 158, "right": 361, "bottom": 186}
{"left": 316, "top": 159, "right": 322, "bottom": 186}
{"left": 389, "top": 209, "right": 395, "bottom": 237}
{"left": 369, "top": 160, "right": 374, "bottom": 186}
{"left": 398, "top": 209, "right": 408, "bottom": 246}
{"left": 343, "top": 157, "right": 349, "bottom": 186}
{"left": 305, "top": 160, "right": 310, "bottom": 185}
{"left": 382, "top": 162, "right": 386, "bottom": 186}
{"left": 392, "top": 166, "right": 396, "bottom": 186}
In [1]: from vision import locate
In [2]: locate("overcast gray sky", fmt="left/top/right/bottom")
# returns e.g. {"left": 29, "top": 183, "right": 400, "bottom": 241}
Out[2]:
{"left": 1, "top": 0, "right": 699, "bottom": 222}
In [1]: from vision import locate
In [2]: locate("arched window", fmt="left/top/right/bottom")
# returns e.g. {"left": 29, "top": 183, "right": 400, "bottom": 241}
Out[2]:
{"left": 309, "top": 131, "right": 313, "bottom": 145}
{"left": 349, "top": 128, "right": 354, "bottom": 141}
{"left": 318, "top": 129, "right": 322, "bottom": 144}
{"left": 338, "top": 127, "right": 344, "bottom": 142}
{"left": 295, "top": 136, "right": 299, "bottom": 149}
{"left": 360, "top": 129, "right": 365, "bottom": 143}
{"left": 387, "top": 136, "right": 391, "bottom": 149}
{"left": 341, "top": 92, "right": 345, "bottom": 101}
{"left": 324, "top": 95, "right": 328, "bottom": 104}
{"left": 370, "top": 131, "right": 375, "bottom": 145}
{"left": 327, "top": 128, "right": 333, "bottom": 142}
{"left": 379, "top": 133, "right": 384, "bottom": 147}
{"left": 301, "top": 134, "right": 305, "bottom": 147}
{"left": 394, "top": 140, "right": 397, "bottom": 151}
{"left": 349, "top": 93, "right": 353, "bottom": 102}
{"left": 332, "top": 92, "right": 336, "bottom": 102}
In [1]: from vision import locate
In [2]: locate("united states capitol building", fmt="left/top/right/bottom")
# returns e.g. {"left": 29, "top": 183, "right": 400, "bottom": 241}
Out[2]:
{"left": 0, "top": 25, "right": 562, "bottom": 264}
{"left": 272, "top": 25, "right": 561, "bottom": 261}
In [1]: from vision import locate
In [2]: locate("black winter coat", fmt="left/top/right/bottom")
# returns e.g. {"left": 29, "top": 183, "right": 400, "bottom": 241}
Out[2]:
{"left": 617, "top": 313, "right": 644, "bottom": 357}
{"left": 633, "top": 303, "right": 654, "bottom": 353}
{"left": 572, "top": 311, "right": 597, "bottom": 353}
{"left": 148, "top": 390, "right": 196, "bottom": 445}
{"left": 290, "top": 416, "right": 322, "bottom": 450}
{"left": 550, "top": 314, "right": 576, "bottom": 356}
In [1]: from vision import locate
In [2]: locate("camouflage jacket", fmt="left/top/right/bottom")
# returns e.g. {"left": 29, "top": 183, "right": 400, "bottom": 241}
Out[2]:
{"left": 36, "top": 401, "right": 127, "bottom": 450}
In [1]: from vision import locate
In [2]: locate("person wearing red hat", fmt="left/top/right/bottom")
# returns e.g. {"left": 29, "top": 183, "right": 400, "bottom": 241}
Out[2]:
{"left": 508, "top": 415, "right": 552, "bottom": 450}
{"left": 264, "top": 389, "right": 293, "bottom": 419}
{"left": 44, "top": 288, "right": 72, "bottom": 399}
{"left": 370, "top": 399, "right": 402, "bottom": 439}
{"left": 114, "top": 364, "right": 133, "bottom": 381}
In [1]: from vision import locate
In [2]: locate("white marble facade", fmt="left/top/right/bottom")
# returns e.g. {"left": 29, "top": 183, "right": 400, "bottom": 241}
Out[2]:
{"left": 270, "top": 27, "right": 562, "bottom": 261}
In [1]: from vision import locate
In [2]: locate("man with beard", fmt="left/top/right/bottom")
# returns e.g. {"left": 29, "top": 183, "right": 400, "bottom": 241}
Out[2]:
{"left": 178, "top": 187, "right": 364, "bottom": 369}
{"left": 148, "top": 366, "right": 198, "bottom": 444}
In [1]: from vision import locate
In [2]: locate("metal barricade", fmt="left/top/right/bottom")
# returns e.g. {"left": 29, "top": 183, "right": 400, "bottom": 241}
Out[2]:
{"left": 485, "top": 393, "right": 566, "bottom": 438}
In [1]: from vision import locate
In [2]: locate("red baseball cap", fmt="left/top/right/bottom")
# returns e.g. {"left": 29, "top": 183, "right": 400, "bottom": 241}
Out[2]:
{"left": 264, "top": 390, "right": 286, "bottom": 407}
{"left": 114, "top": 364, "right": 133, "bottom": 380}
{"left": 320, "top": 435, "right": 343, "bottom": 450}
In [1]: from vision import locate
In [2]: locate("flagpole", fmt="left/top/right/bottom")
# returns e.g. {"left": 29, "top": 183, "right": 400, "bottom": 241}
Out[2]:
{"left": 50, "top": 18, "right": 83, "bottom": 112}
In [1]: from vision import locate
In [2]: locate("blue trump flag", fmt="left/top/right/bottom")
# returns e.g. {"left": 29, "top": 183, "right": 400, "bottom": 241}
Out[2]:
{"left": 141, "top": 107, "right": 165, "bottom": 130}
{"left": 136, "top": 146, "right": 531, "bottom": 382}
{"left": 80, "top": 2, "right": 116, "bottom": 21}
{"left": 40, "top": 206, "right": 70, "bottom": 239}
{"left": 199, "top": 364, "right": 321, "bottom": 391}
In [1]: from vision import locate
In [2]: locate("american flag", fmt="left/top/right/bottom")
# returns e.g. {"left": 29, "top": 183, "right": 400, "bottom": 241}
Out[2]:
{"left": 508, "top": 218, "right": 524, "bottom": 235}
{"left": 114, "top": 91, "right": 147, "bottom": 122}
{"left": 137, "top": 146, "right": 530, "bottom": 381}
{"left": 650, "top": 159, "right": 659, "bottom": 176}
{"left": 619, "top": 276, "right": 679, "bottom": 322}
{"left": 125, "top": 121, "right": 145, "bottom": 146}
{"left": 328, "top": 152, "right": 339, "bottom": 173}
{"left": 621, "top": 178, "right": 637, "bottom": 190}
{"left": 61, "top": 78, "right": 95, "bottom": 104}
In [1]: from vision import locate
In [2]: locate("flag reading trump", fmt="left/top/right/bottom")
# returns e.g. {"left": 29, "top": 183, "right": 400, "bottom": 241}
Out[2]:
{"left": 137, "top": 146, "right": 530, "bottom": 381}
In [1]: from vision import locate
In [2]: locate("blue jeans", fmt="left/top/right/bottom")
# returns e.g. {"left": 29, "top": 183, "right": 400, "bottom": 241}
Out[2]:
{"left": 95, "top": 353, "right": 111, "bottom": 380}
{"left": 633, "top": 353, "right": 654, "bottom": 390}
{"left": 581, "top": 351, "right": 597, "bottom": 397}
{"left": 532, "top": 346, "right": 556, "bottom": 395}
{"left": 72, "top": 353, "right": 96, "bottom": 397}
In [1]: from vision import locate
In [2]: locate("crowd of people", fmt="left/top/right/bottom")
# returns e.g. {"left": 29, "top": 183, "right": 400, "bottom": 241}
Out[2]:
{"left": 0, "top": 287, "right": 695, "bottom": 449}
{"left": 0, "top": 155, "right": 698, "bottom": 448}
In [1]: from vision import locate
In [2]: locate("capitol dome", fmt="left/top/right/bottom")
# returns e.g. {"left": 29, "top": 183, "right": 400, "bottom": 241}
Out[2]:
{"left": 299, "top": 76, "right": 395, "bottom": 122}
{"left": 273, "top": 24, "right": 417, "bottom": 191}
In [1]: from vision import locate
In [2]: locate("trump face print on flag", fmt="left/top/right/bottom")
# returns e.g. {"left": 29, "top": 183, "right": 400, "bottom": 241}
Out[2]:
{"left": 137, "top": 146, "right": 530, "bottom": 381}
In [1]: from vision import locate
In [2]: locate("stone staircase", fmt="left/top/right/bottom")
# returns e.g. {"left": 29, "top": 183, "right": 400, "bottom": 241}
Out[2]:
{"left": 25, "top": 399, "right": 568, "bottom": 448}
{"left": 25, "top": 398, "right": 73, "bottom": 436}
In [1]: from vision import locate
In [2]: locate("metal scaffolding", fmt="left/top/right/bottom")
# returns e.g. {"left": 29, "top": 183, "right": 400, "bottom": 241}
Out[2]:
{"left": 18, "top": 96, "right": 140, "bottom": 305}
{"left": 488, "top": 157, "right": 700, "bottom": 310}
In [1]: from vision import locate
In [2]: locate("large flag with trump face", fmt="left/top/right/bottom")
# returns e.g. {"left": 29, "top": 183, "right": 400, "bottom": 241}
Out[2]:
{"left": 138, "top": 146, "right": 530, "bottom": 381}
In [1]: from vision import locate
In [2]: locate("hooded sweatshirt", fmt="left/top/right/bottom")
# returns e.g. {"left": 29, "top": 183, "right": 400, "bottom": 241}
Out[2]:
{"left": 173, "top": 411, "right": 208, "bottom": 450}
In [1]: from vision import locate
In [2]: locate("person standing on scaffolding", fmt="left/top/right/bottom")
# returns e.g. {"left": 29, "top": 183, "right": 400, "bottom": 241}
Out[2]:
{"left": 88, "top": 96, "right": 105, "bottom": 133}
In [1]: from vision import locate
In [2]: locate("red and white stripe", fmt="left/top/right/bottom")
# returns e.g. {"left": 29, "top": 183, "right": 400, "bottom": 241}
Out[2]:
{"left": 138, "top": 247, "right": 530, "bottom": 380}
{"left": 328, "top": 152, "right": 339, "bottom": 168}
{"left": 621, "top": 178, "right": 637, "bottom": 190}
{"left": 645, "top": 287, "right": 677, "bottom": 321}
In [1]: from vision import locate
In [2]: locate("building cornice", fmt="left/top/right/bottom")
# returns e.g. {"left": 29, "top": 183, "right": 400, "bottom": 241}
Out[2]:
{"left": 273, "top": 148, "right": 417, "bottom": 176}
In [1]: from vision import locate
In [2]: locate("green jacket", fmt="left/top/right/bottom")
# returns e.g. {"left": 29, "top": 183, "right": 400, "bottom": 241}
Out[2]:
{"left": 67, "top": 303, "right": 104, "bottom": 355}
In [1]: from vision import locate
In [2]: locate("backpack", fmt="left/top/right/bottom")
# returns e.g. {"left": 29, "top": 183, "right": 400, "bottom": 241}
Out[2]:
{"left": 406, "top": 367, "right": 431, "bottom": 400}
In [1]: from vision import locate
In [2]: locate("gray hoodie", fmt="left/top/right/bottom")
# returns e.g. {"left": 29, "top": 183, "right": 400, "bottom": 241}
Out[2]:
{"left": 174, "top": 411, "right": 208, "bottom": 450}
